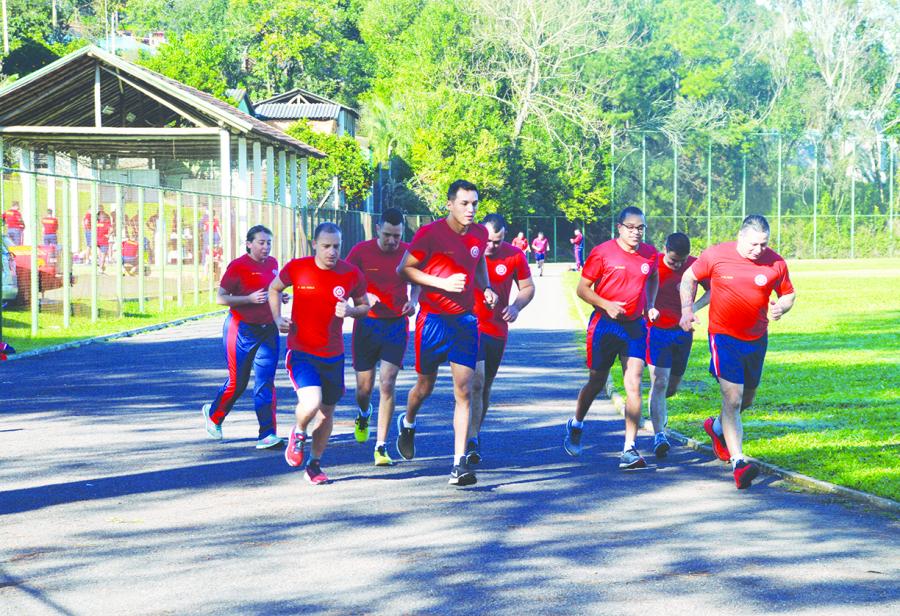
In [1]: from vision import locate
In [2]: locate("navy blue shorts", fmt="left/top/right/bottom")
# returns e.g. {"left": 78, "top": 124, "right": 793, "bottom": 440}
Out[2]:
{"left": 477, "top": 332, "right": 507, "bottom": 382}
{"left": 415, "top": 311, "right": 479, "bottom": 374}
{"left": 708, "top": 333, "right": 767, "bottom": 388}
{"left": 646, "top": 325, "right": 694, "bottom": 376}
{"left": 535, "top": 252, "right": 545, "bottom": 262}
{"left": 286, "top": 350, "right": 345, "bottom": 406}
{"left": 352, "top": 315, "right": 409, "bottom": 371}
{"left": 586, "top": 311, "right": 646, "bottom": 371}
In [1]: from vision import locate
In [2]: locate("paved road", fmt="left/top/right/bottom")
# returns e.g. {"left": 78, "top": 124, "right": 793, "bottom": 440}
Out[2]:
{"left": 1, "top": 263, "right": 897, "bottom": 615}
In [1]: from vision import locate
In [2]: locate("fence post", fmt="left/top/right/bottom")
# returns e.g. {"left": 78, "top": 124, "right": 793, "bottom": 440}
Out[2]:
{"left": 641, "top": 132, "right": 647, "bottom": 211}
{"left": 62, "top": 155, "right": 72, "bottom": 329}
{"left": 176, "top": 192, "right": 183, "bottom": 306}
{"left": 207, "top": 196, "right": 214, "bottom": 302}
{"left": 21, "top": 150, "right": 39, "bottom": 334}
{"left": 115, "top": 185, "right": 124, "bottom": 317}
{"left": 707, "top": 140, "right": 712, "bottom": 246}
{"left": 890, "top": 139, "right": 895, "bottom": 258}
{"left": 672, "top": 140, "right": 678, "bottom": 233}
{"left": 610, "top": 128, "right": 615, "bottom": 236}
{"left": 813, "top": 140, "right": 818, "bottom": 259}
{"left": 90, "top": 161, "right": 99, "bottom": 323}
{"left": 553, "top": 217, "right": 558, "bottom": 262}
{"left": 138, "top": 187, "right": 145, "bottom": 312}
{"left": 158, "top": 196, "right": 165, "bottom": 312}
{"left": 777, "top": 132, "right": 783, "bottom": 251}
{"left": 850, "top": 172, "right": 856, "bottom": 259}
{"left": 193, "top": 194, "right": 199, "bottom": 305}
{"left": 741, "top": 149, "right": 747, "bottom": 220}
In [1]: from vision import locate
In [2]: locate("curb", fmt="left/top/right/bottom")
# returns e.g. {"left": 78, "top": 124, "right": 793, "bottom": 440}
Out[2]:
{"left": 569, "top": 285, "right": 899, "bottom": 515}
{"left": 3, "top": 309, "right": 226, "bottom": 362}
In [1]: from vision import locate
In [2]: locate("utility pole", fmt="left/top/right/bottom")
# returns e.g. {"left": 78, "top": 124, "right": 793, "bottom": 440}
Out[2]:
{"left": 2, "top": 0, "right": 9, "bottom": 55}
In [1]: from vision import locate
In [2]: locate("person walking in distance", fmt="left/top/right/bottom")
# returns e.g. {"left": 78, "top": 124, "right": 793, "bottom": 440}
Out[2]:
{"left": 346, "top": 208, "right": 420, "bottom": 466}
{"left": 570, "top": 228, "right": 584, "bottom": 271}
{"left": 511, "top": 231, "right": 530, "bottom": 260}
{"left": 680, "top": 214, "right": 795, "bottom": 489}
{"left": 41, "top": 209, "right": 59, "bottom": 246}
{"left": 2, "top": 201, "right": 24, "bottom": 245}
{"left": 531, "top": 231, "right": 549, "bottom": 276}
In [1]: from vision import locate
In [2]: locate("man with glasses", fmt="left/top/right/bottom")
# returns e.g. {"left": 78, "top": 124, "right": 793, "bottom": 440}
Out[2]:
{"left": 564, "top": 206, "right": 659, "bottom": 469}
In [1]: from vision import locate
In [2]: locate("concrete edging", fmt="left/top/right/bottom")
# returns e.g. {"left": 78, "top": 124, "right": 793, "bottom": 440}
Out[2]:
{"left": 3, "top": 309, "right": 227, "bottom": 361}
{"left": 569, "top": 286, "right": 899, "bottom": 514}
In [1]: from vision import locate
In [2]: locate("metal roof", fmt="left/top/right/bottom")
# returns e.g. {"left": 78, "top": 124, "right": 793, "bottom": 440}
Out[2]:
{"left": 256, "top": 87, "right": 359, "bottom": 117}
{"left": 254, "top": 102, "right": 344, "bottom": 121}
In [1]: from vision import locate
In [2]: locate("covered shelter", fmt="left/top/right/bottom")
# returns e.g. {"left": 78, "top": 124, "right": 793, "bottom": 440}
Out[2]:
{"left": 253, "top": 88, "right": 358, "bottom": 137}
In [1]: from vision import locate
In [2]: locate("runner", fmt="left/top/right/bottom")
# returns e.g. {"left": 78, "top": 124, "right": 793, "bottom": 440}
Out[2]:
{"left": 680, "top": 214, "right": 796, "bottom": 489}
{"left": 531, "top": 231, "right": 549, "bottom": 276}
{"left": 269, "top": 222, "right": 370, "bottom": 485}
{"left": 645, "top": 232, "right": 710, "bottom": 458}
{"left": 346, "top": 208, "right": 420, "bottom": 466}
{"left": 201, "top": 225, "right": 286, "bottom": 451}
{"left": 511, "top": 231, "right": 530, "bottom": 257}
{"left": 2, "top": 201, "right": 24, "bottom": 245}
{"left": 564, "top": 206, "right": 659, "bottom": 469}
{"left": 396, "top": 179, "right": 497, "bottom": 486}
{"left": 570, "top": 228, "right": 584, "bottom": 271}
{"left": 468, "top": 213, "right": 535, "bottom": 464}
{"left": 41, "top": 209, "right": 59, "bottom": 245}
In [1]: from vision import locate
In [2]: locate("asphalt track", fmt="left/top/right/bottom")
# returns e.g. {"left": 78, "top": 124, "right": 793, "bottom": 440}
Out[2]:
{"left": 1, "top": 263, "right": 897, "bottom": 615}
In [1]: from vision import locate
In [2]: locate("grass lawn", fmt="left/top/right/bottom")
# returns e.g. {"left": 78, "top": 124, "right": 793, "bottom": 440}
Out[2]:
{"left": 565, "top": 258, "right": 900, "bottom": 502}
{"left": 1, "top": 299, "right": 224, "bottom": 354}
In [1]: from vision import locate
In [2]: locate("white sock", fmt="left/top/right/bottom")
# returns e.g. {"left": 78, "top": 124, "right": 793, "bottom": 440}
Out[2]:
{"left": 713, "top": 416, "right": 724, "bottom": 437}
{"left": 731, "top": 455, "right": 745, "bottom": 469}
{"left": 403, "top": 418, "right": 415, "bottom": 429}
{"left": 624, "top": 441, "right": 635, "bottom": 452}
{"left": 376, "top": 440, "right": 386, "bottom": 448}
{"left": 571, "top": 418, "right": 584, "bottom": 429}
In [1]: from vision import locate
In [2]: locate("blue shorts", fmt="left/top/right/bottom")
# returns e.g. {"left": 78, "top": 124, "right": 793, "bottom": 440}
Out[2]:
{"left": 646, "top": 325, "right": 694, "bottom": 376}
{"left": 285, "top": 350, "right": 345, "bottom": 406}
{"left": 415, "top": 311, "right": 479, "bottom": 374}
{"left": 535, "top": 252, "right": 545, "bottom": 262}
{"left": 352, "top": 315, "right": 409, "bottom": 371}
{"left": 708, "top": 333, "right": 767, "bottom": 388}
{"left": 477, "top": 332, "right": 507, "bottom": 381}
{"left": 43, "top": 233, "right": 57, "bottom": 245}
{"left": 586, "top": 311, "right": 646, "bottom": 371}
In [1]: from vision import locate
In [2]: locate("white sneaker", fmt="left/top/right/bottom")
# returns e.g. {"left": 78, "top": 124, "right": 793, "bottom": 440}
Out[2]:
{"left": 256, "top": 434, "right": 283, "bottom": 449}
{"left": 202, "top": 403, "right": 222, "bottom": 440}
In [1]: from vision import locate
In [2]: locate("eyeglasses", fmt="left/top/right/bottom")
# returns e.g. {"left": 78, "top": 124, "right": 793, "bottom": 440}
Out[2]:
{"left": 619, "top": 223, "right": 647, "bottom": 232}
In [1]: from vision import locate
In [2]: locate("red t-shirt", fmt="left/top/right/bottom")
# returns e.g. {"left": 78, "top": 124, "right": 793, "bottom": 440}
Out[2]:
{"left": 474, "top": 243, "right": 531, "bottom": 339}
{"left": 511, "top": 237, "right": 529, "bottom": 252}
{"left": 83, "top": 212, "right": 92, "bottom": 231}
{"left": 582, "top": 239, "right": 658, "bottom": 320}
{"left": 572, "top": 234, "right": 583, "bottom": 246}
{"left": 279, "top": 257, "right": 366, "bottom": 357}
{"left": 407, "top": 218, "right": 489, "bottom": 315}
{"left": 122, "top": 240, "right": 139, "bottom": 258}
{"left": 690, "top": 241, "right": 794, "bottom": 341}
{"left": 3, "top": 209, "right": 24, "bottom": 230}
{"left": 42, "top": 216, "right": 59, "bottom": 235}
{"left": 531, "top": 237, "right": 549, "bottom": 254}
{"left": 652, "top": 253, "right": 709, "bottom": 329}
{"left": 346, "top": 239, "right": 410, "bottom": 319}
{"left": 220, "top": 254, "right": 279, "bottom": 324}
{"left": 96, "top": 221, "right": 111, "bottom": 246}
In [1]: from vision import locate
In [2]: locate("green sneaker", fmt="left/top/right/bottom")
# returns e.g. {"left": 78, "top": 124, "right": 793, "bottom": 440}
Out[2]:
{"left": 354, "top": 404, "right": 372, "bottom": 443}
{"left": 373, "top": 444, "right": 394, "bottom": 466}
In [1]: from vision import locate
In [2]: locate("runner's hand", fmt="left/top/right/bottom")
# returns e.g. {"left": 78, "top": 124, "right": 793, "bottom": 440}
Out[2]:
{"left": 367, "top": 292, "right": 381, "bottom": 306}
{"left": 443, "top": 273, "right": 467, "bottom": 293}
{"left": 769, "top": 299, "right": 786, "bottom": 320}
{"left": 248, "top": 289, "right": 267, "bottom": 304}
{"left": 501, "top": 305, "right": 520, "bottom": 322}
{"left": 603, "top": 300, "right": 627, "bottom": 320}
{"left": 335, "top": 299, "right": 349, "bottom": 318}
{"left": 281, "top": 293, "right": 291, "bottom": 304}
{"left": 401, "top": 301, "right": 417, "bottom": 316}
{"left": 647, "top": 307, "right": 659, "bottom": 322}
{"left": 483, "top": 288, "right": 499, "bottom": 309}
{"left": 275, "top": 316, "right": 292, "bottom": 334}
{"left": 679, "top": 311, "right": 698, "bottom": 332}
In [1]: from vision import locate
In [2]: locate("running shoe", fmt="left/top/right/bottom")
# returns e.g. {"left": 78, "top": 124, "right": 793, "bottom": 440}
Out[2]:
{"left": 465, "top": 437, "right": 481, "bottom": 466}
{"left": 653, "top": 432, "right": 671, "bottom": 459}
{"left": 703, "top": 417, "right": 731, "bottom": 461}
{"left": 619, "top": 447, "right": 647, "bottom": 470}
{"left": 563, "top": 418, "right": 583, "bottom": 457}
{"left": 305, "top": 460, "right": 329, "bottom": 485}
{"left": 255, "top": 434, "right": 283, "bottom": 450}
{"left": 733, "top": 459, "right": 760, "bottom": 489}
{"left": 201, "top": 403, "right": 222, "bottom": 440}
{"left": 285, "top": 427, "right": 307, "bottom": 467}
{"left": 374, "top": 444, "right": 394, "bottom": 466}
{"left": 396, "top": 414, "right": 416, "bottom": 460}
{"left": 449, "top": 456, "right": 477, "bottom": 486}
{"left": 354, "top": 404, "right": 372, "bottom": 443}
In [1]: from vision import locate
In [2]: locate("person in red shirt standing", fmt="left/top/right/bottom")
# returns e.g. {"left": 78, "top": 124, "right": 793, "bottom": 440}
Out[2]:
{"left": 201, "top": 225, "right": 286, "bottom": 450}
{"left": 96, "top": 215, "right": 111, "bottom": 273}
{"left": 121, "top": 235, "right": 139, "bottom": 276}
{"left": 468, "top": 213, "right": 535, "bottom": 465}
{"left": 346, "top": 208, "right": 420, "bottom": 466}
{"left": 511, "top": 231, "right": 530, "bottom": 258}
{"left": 680, "top": 215, "right": 796, "bottom": 489}
{"left": 269, "top": 222, "right": 370, "bottom": 485}
{"left": 530, "top": 231, "right": 549, "bottom": 276}
{"left": 396, "top": 180, "right": 498, "bottom": 487}
{"left": 41, "top": 209, "right": 59, "bottom": 246}
{"left": 564, "top": 206, "right": 659, "bottom": 469}
{"left": 570, "top": 228, "right": 584, "bottom": 271}
{"left": 2, "top": 201, "right": 25, "bottom": 246}
{"left": 644, "top": 233, "right": 710, "bottom": 458}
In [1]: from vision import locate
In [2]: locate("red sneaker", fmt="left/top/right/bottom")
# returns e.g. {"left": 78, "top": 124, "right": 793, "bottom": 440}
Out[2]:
{"left": 703, "top": 417, "right": 731, "bottom": 461}
{"left": 733, "top": 460, "right": 759, "bottom": 489}
{"left": 305, "top": 461, "right": 329, "bottom": 485}
{"left": 285, "top": 428, "right": 306, "bottom": 467}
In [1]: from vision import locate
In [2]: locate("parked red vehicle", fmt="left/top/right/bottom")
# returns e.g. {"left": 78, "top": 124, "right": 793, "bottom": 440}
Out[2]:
{"left": 8, "top": 244, "right": 70, "bottom": 301}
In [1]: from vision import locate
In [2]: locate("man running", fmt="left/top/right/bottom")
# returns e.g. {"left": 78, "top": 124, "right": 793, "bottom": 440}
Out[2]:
{"left": 396, "top": 179, "right": 497, "bottom": 487}
{"left": 269, "top": 222, "right": 369, "bottom": 485}
{"left": 680, "top": 214, "right": 795, "bottom": 489}
{"left": 468, "top": 213, "right": 535, "bottom": 464}
{"left": 531, "top": 231, "right": 549, "bottom": 276}
{"left": 570, "top": 228, "right": 584, "bottom": 271}
{"left": 645, "top": 232, "right": 709, "bottom": 458}
{"left": 346, "top": 208, "right": 420, "bottom": 466}
{"left": 41, "top": 209, "right": 59, "bottom": 246}
{"left": 564, "top": 206, "right": 659, "bottom": 469}
{"left": 511, "top": 231, "right": 529, "bottom": 257}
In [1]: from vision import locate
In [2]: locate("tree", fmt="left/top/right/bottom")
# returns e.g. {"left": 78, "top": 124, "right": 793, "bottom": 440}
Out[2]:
{"left": 139, "top": 30, "right": 235, "bottom": 100}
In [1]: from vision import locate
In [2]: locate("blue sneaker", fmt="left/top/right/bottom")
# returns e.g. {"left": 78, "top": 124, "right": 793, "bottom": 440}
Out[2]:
{"left": 202, "top": 403, "right": 222, "bottom": 440}
{"left": 653, "top": 432, "right": 671, "bottom": 459}
{"left": 563, "top": 418, "right": 583, "bottom": 456}
{"left": 619, "top": 447, "right": 647, "bottom": 470}
{"left": 396, "top": 414, "right": 416, "bottom": 460}
{"left": 465, "top": 437, "right": 481, "bottom": 466}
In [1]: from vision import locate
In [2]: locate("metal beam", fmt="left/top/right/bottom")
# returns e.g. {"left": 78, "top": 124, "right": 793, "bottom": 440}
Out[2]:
{"left": 100, "top": 66, "right": 211, "bottom": 128}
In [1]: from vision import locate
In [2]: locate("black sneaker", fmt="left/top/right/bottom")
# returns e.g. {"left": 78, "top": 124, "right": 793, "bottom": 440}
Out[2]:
{"left": 449, "top": 456, "right": 477, "bottom": 486}
{"left": 619, "top": 447, "right": 647, "bottom": 470}
{"left": 465, "top": 437, "right": 481, "bottom": 466}
{"left": 396, "top": 414, "right": 416, "bottom": 460}
{"left": 653, "top": 432, "right": 671, "bottom": 459}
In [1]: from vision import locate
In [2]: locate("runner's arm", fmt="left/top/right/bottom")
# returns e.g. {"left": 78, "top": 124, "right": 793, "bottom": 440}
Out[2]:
{"left": 217, "top": 285, "right": 265, "bottom": 307}
{"left": 576, "top": 275, "right": 626, "bottom": 319}
{"left": 398, "top": 250, "right": 459, "bottom": 291}
{"left": 770, "top": 291, "right": 796, "bottom": 320}
{"left": 645, "top": 269, "right": 659, "bottom": 322}
{"left": 679, "top": 266, "right": 700, "bottom": 331}
{"left": 268, "top": 276, "right": 292, "bottom": 332}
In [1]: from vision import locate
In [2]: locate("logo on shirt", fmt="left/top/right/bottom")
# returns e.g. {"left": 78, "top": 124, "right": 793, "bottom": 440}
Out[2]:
{"left": 641, "top": 263, "right": 650, "bottom": 275}
{"left": 470, "top": 246, "right": 480, "bottom": 258}
{"left": 333, "top": 286, "right": 346, "bottom": 299}
{"left": 495, "top": 264, "right": 507, "bottom": 276}
{"left": 272, "top": 269, "right": 278, "bottom": 276}
{"left": 754, "top": 274, "right": 767, "bottom": 287}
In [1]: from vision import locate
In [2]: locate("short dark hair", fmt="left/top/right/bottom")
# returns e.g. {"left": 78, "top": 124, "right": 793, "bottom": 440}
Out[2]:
{"left": 616, "top": 206, "right": 644, "bottom": 224}
{"left": 741, "top": 214, "right": 770, "bottom": 235}
{"left": 665, "top": 232, "right": 690, "bottom": 256}
{"left": 380, "top": 208, "right": 404, "bottom": 226}
{"left": 447, "top": 179, "right": 479, "bottom": 201}
{"left": 481, "top": 213, "right": 506, "bottom": 232}
{"left": 314, "top": 221, "right": 342, "bottom": 240}
{"left": 245, "top": 224, "right": 272, "bottom": 253}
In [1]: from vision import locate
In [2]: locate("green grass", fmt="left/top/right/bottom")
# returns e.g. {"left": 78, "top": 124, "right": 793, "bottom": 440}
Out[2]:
{"left": 1, "top": 298, "right": 224, "bottom": 354}
{"left": 565, "top": 258, "right": 900, "bottom": 502}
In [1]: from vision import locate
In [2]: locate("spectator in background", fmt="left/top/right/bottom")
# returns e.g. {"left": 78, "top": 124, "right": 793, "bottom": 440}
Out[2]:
{"left": 122, "top": 235, "right": 139, "bottom": 276}
{"left": 42, "top": 209, "right": 59, "bottom": 246}
{"left": 570, "top": 228, "right": 584, "bottom": 271}
{"left": 96, "top": 214, "right": 111, "bottom": 273}
{"left": 3, "top": 201, "right": 25, "bottom": 245}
